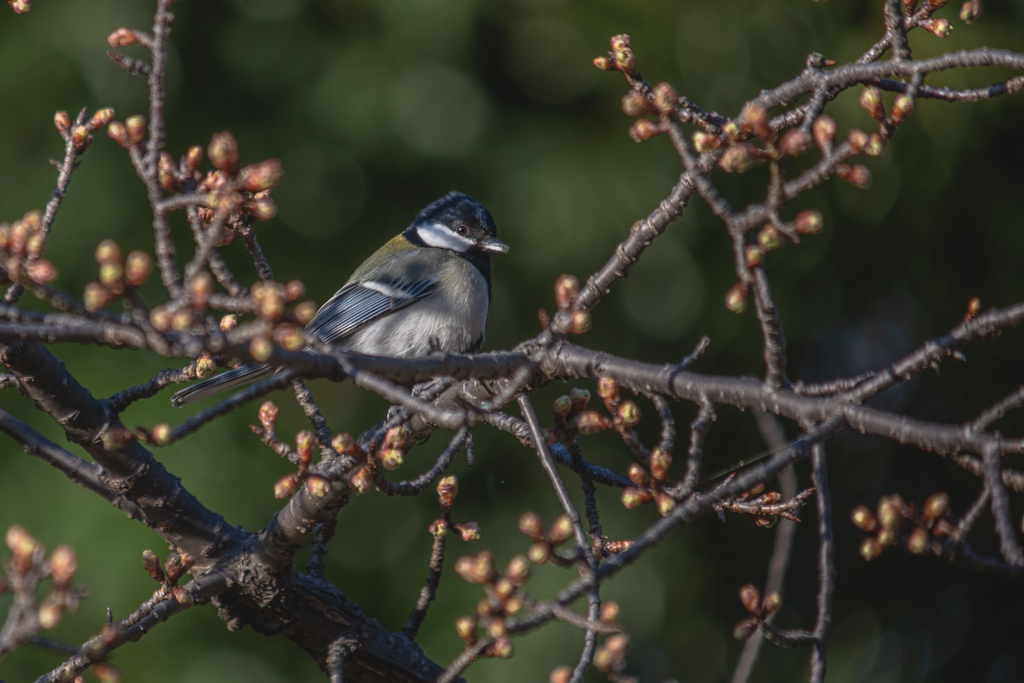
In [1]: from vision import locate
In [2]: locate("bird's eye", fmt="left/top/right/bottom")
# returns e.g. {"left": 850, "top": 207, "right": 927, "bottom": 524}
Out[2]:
{"left": 455, "top": 224, "right": 469, "bottom": 236}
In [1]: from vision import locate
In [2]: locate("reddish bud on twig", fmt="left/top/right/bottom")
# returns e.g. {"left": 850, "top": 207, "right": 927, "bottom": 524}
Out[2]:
{"left": 528, "top": 542, "right": 550, "bottom": 564}
{"left": 877, "top": 494, "right": 904, "bottom": 528}
{"left": 780, "top": 128, "right": 811, "bottom": 157}
{"left": 349, "top": 466, "right": 373, "bottom": 495}
{"left": 851, "top": 505, "right": 879, "bottom": 532}
{"left": 505, "top": 554, "right": 530, "bottom": 585}
{"left": 149, "top": 305, "right": 172, "bottom": 331}
{"left": 628, "top": 463, "right": 648, "bottom": 487}
{"left": 621, "top": 90, "right": 653, "bottom": 117}
{"left": 837, "top": 163, "right": 872, "bottom": 189}
{"left": 725, "top": 282, "right": 747, "bottom": 314}
{"left": 763, "top": 592, "right": 782, "bottom": 613}
{"left": 380, "top": 449, "right": 404, "bottom": 471}
{"left": 922, "top": 17, "right": 952, "bottom": 36}
{"left": 597, "top": 376, "right": 618, "bottom": 401}
{"left": 107, "top": 121, "right": 130, "bottom": 148}
{"left": 455, "top": 616, "right": 476, "bottom": 644}
{"left": 274, "top": 473, "right": 302, "bottom": 499}
{"left": 718, "top": 144, "right": 762, "bottom": 173}
{"left": 295, "top": 430, "right": 317, "bottom": 465}
{"left": 575, "top": 411, "right": 612, "bottom": 435}
{"left": 610, "top": 34, "right": 635, "bottom": 73}
{"left": 88, "top": 108, "right": 114, "bottom": 130}
{"left": 569, "top": 309, "right": 591, "bottom": 334}
{"left": 742, "top": 103, "right": 771, "bottom": 140}
{"left": 553, "top": 395, "right": 572, "bottom": 419}
{"left": 455, "top": 551, "right": 496, "bottom": 584}
{"left": 907, "top": 527, "right": 929, "bottom": 554}
{"left": 125, "top": 115, "right": 146, "bottom": 145}
{"left": 739, "top": 583, "right": 761, "bottom": 612}
{"left": 250, "top": 336, "right": 273, "bottom": 361}
{"left": 693, "top": 132, "right": 724, "bottom": 153}
{"left": 429, "top": 519, "right": 448, "bottom": 538}
{"left": 923, "top": 492, "right": 949, "bottom": 521}
{"left": 859, "top": 87, "right": 886, "bottom": 121}
{"left": 656, "top": 493, "right": 676, "bottom": 516}
{"left": 159, "top": 151, "right": 178, "bottom": 191}
{"left": 550, "top": 666, "right": 572, "bottom": 683}
{"left": 95, "top": 239, "right": 122, "bottom": 264}
{"left": 331, "top": 432, "right": 356, "bottom": 456}
{"left": 518, "top": 512, "right": 545, "bottom": 541}
{"left": 618, "top": 400, "right": 640, "bottom": 426}
{"left": 293, "top": 300, "right": 317, "bottom": 325}
{"left": 218, "top": 315, "right": 237, "bottom": 333}
{"left": 865, "top": 133, "right": 886, "bottom": 157}
{"left": 847, "top": 129, "right": 870, "bottom": 155}
{"left": 813, "top": 115, "right": 837, "bottom": 150}
{"left": 960, "top": 0, "right": 983, "bottom": 23}
{"left": 54, "top": 111, "right": 71, "bottom": 135}
{"left": 554, "top": 274, "right": 580, "bottom": 310}
{"left": 890, "top": 95, "right": 915, "bottom": 125}
{"left": 652, "top": 82, "right": 678, "bottom": 115}
{"left": 593, "top": 56, "right": 615, "bottom": 71}
{"left": 305, "top": 476, "right": 329, "bottom": 498}
{"left": 208, "top": 131, "right": 240, "bottom": 172}
{"left": 649, "top": 448, "right": 672, "bottom": 481}
{"left": 600, "top": 601, "right": 620, "bottom": 623}
{"left": 570, "top": 387, "right": 591, "bottom": 412}
{"left": 758, "top": 225, "right": 782, "bottom": 251}
{"left": 108, "top": 28, "right": 137, "bottom": 47}
{"left": 27, "top": 260, "right": 57, "bottom": 284}
{"left": 285, "top": 280, "right": 305, "bottom": 302}
{"left": 124, "top": 251, "right": 152, "bottom": 287}
{"left": 150, "top": 423, "right": 172, "bottom": 446}
{"left": 38, "top": 599, "right": 63, "bottom": 630}
{"left": 629, "top": 119, "right": 663, "bottom": 142}
{"left": 794, "top": 210, "right": 823, "bottom": 235}
{"left": 621, "top": 487, "right": 653, "bottom": 509}
{"left": 239, "top": 159, "right": 283, "bottom": 192}
{"left": 454, "top": 522, "right": 481, "bottom": 542}
{"left": 172, "top": 308, "right": 194, "bottom": 332}
{"left": 6, "top": 525, "right": 38, "bottom": 573}
{"left": 259, "top": 400, "right": 279, "bottom": 432}
{"left": 100, "top": 426, "right": 134, "bottom": 451}
{"left": 745, "top": 245, "right": 764, "bottom": 268}
{"left": 548, "top": 515, "right": 573, "bottom": 544}
{"left": 733, "top": 618, "right": 758, "bottom": 640}
{"left": 195, "top": 355, "right": 216, "bottom": 379}
{"left": 438, "top": 475, "right": 458, "bottom": 507}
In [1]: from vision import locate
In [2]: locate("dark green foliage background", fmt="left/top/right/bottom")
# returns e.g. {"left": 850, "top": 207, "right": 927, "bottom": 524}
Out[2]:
{"left": 1, "top": 0, "right": 1024, "bottom": 681}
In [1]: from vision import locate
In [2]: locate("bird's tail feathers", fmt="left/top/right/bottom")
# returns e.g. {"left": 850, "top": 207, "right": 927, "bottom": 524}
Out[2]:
{"left": 170, "top": 364, "right": 272, "bottom": 407}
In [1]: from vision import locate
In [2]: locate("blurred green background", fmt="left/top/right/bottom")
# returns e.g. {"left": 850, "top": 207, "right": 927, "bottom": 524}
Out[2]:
{"left": 2, "top": 0, "right": 1024, "bottom": 681}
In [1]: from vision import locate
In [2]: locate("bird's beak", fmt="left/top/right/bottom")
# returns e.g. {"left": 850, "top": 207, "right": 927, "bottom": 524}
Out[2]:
{"left": 479, "top": 237, "right": 509, "bottom": 253}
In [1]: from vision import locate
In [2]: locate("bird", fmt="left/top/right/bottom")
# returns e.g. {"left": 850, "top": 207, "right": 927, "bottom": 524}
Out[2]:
{"left": 170, "top": 191, "right": 507, "bottom": 407}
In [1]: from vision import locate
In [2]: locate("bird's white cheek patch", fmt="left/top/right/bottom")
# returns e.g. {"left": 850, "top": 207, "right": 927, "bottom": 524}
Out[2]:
{"left": 416, "top": 222, "right": 474, "bottom": 252}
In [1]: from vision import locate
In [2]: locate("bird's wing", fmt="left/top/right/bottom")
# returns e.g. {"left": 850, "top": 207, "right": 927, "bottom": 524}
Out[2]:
{"left": 305, "top": 277, "right": 438, "bottom": 345}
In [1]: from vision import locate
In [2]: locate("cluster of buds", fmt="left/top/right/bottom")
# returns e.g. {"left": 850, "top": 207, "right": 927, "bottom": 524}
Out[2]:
{"left": 84, "top": 240, "right": 153, "bottom": 312}
{"left": 107, "top": 114, "right": 148, "bottom": 149}
{"left": 540, "top": 387, "right": 592, "bottom": 445}
{"left": 592, "top": 633, "right": 631, "bottom": 679}
{"left": 141, "top": 548, "right": 195, "bottom": 606}
{"left": 246, "top": 401, "right": 329, "bottom": 499}
{"left": 453, "top": 551, "right": 533, "bottom": 660}
{"left": 732, "top": 583, "right": 781, "bottom": 640}
{"left": 517, "top": 511, "right": 575, "bottom": 564}
{"left": 742, "top": 211, "right": 824, "bottom": 278}
{"left": 576, "top": 377, "right": 642, "bottom": 437}
{"left": 243, "top": 280, "right": 315, "bottom": 361}
{"left": 429, "top": 477, "right": 482, "bottom": 542}
{"left": 852, "top": 491, "right": 953, "bottom": 561}
{"left": 194, "top": 132, "right": 281, "bottom": 225}
{"left": 593, "top": 34, "right": 636, "bottom": 75}
{"left": 55, "top": 107, "right": 114, "bottom": 151}
{"left": 716, "top": 480, "right": 811, "bottom": 527}
{"left": 0, "top": 210, "right": 58, "bottom": 285}
{"left": 621, "top": 446, "right": 676, "bottom": 517}
{"left": 3, "top": 526, "right": 83, "bottom": 632}
{"left": 325, "top": 432, "right": 372, "bottom": 495}
{"left": 540, "top": 274, "right": 590, "bottom": 335}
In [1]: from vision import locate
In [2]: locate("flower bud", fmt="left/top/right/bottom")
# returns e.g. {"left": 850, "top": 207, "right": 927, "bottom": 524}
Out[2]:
{"left": 554, "top": 274, "right": 580, "bottom": 310}
{"left": 550, "top": 666, "right": 572, "bottom": 683}
{"left": 923, "top": 492, "right": 949, "bottom": 521}
{"left": 164, "top": 552, "right": 183, "bottom": 581}
{"left": 597, "top": 376, "right": 618, "bottom": 401}
{"left": 907, "top": 527, "right": 929, "bottom": 554}
{"left": 621, "top": 486, "right": 653, "bottom": 509}
{"left": 38, "top": 599, "right": 63, "bottom": 630}
{"left": 733, "top": 619, "right": 757, "bottom": 640}
{"left": 628, "top": 463, "right": 648, "bottom": 487}
{"left": 757, "top": 224, "right": 782, "bottom": 251}
{"left": 569, "top": 310, "right": 591, "bottom": 334}
{"left": 193, "top": 355, "right": 215, "bottom": 379}
{"left": 239, "top": 159, "right": 283, "bottom": 192}
{"left": 847, "top": 129, "right": 869, "bottom": 155}
{"left": 505, "top": 554, "right": 530, "bottom": 585}
{"left": 745, "top": 245, "right": 764, "bottom": 268}
{"left": 780, "top": 128, "right": 811, "bottom": 157}
{"left": 380, "top": 449, "right": 404, "bottom": 471}
{"left": 656, "top": 493, "right": 676, "bottom": 516}
{"left": 293, "top": 301, "right": 317, "bottom": 325}
{"left": 107, "top": 121, "right": 130, "bottom": 148}
{"left": 850, "top": 505, "right": 879, "bottom": 532}
{"left": 967, "top": 297, "right": 982, "bottom": 318}
{"left": 455, "top": 522, "right": 481, "bottom": 542}
{"left": 528, "top": 542, "right": 550, "bottom": 564}
{"left": 649, "top": 448, "right": 672, "bottom": 481}
{"left": 604, "top": 540, "right": 633, "bottom": 554}
{"left": 742, "top": 103, "right": 771, "bottom": 139}
{"left": 813, "top": 115, "right": 837, "bottom": 150}
{"left": 575, "top": 410, "right": 612, "bottom": 435}
{"left": 618, "top": 400, "right": 640, "bottom": 427}
{"left": 739, "top": 583, "right": 761, "bottom": 612}
{"left": 960, "top": 0, "right": 982, "bottom": 23}
{"left": 859, "top": 87, "right": 885, "bottom": 121}
{"left": 455, "top": 616, "right": 476, "bottom": 643}
{"left": 592, "top": 56, "right": 615, "bottom": 71}
{"left": 305, "top": 475, "right": 329, "bottom": 498}
{"left": 124, "top": 250, "right": 152, "bottom": 287}
{"left": 890, "top": 95, "right": 915, "bottom": 125}
{"left": 99, "top": 262, "right": 125, "bottom": 293}
{"left": 437, "top": 475, "right": 458, "bottom": 504}
{"left": 548, "top": 515, "right": 573, "bottom": 544}
{"left": 763, "top": 592, "right": 782, "bottom": 613}
{"left": 837, "top": 163, "right": 872, "bottom": 189}
{"left": 922, "top": 18, "right": 952, "bottom": 37}
{"left": 599, "top": 601, "right": 620, "bottom": 623}
{"left": 71, "top": 125, "right": 90, "bottom": 147}
{"left": 718, "top": 144, "right": 761, "bottom": 173}
{"left": 274, "top": 472, "right": 302, "bottom": 499}
{"left": 125, "top": 115, "right": 146, "bottom": 145}
{"left": 652, "top": 82, "right": 677, "bottom": 115}
{"left": 151, "top": 423, "right": 172, "bottom": 446}
{"left": 89, "top": 108, "right": 115, "bottom": 130}
{"left": 610, "top": 34, "right": 635, "bottom": 73}
{"left": 877, "top": 495, "right": 903, "bottom": 528}
{"left": 158, "top": 151, "right": 178, "bottom": 191}
{"left": 27, "top": 259, "right": 58, "bottom": 284}
{"left": 172, "top": 308, "right": 194, "bottom": 332}
{"left": 793, "top": 210, "right": 823, "bottom": 235}
{"left": 84, "top": 283, "right": 112, "bottom": 311}
{"left": 331, "top": 432, "right": 356, "bottom": 456}
{"left": 429, "top": 519, "right": 448, "bottom": 538}
{"left": 629, "top": 119, "right": 662, "bottom": 142}
{"left": 865, "top": 133, "right": 886, "bottom": 157}
{"left": 621, "top": 90, "right": 653, "bottom": 117}
{"left": 149, "top": 305, "right": 172, "bottom": 331}
{"left": 6, "top": 525, "right": 38, "bottom": 572}
{"left": 553, "top": 395, "right": 572, "bottom": 419}
{"left": 208, "top": 131, "right": 240, "bottom": 172}
{"left": 107, "top": 27, "right": 136, "bottom": 47}
{"left": 258, "top": 400, "right": 279, "bottom": 432}
{"left": 349, "top": 466, "right": 373, "bottom": 495}
{"left": 295, "top": 430, "right": 317, "bottom": 464}
{"left": 518, "top": 511, "right": 545, "bottom": 540}
{"left": 488, "top": 637, "right": 514, "bottom": 659}
{"left": 250, "top": 336, "right": 273, "bottom": 362}
{"left": 185, "top": 145, "right": 204, "bottom": 173}
{"left": 95, "top": 239, "right": 122, "bottom": 264}
{"left": 722, "top": 120, "right": 742, "bottom": 140}
{"left": 569, "top": 387, "right": 591, "bottom": 412}
{"left": 725, "top": 282, "right": 747, "bottom": 314}
{"left": 878, "top": 527, "right": 895, "bottom": 546}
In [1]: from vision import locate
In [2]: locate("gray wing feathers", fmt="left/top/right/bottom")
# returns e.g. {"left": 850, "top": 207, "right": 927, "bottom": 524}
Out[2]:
{"left": 170, "top": 364, "right": 273, "bottom": 407}
{"left": 171, "top": 278, "right": 436, "bottom": 406}
{"left": 306, "top": 279, "right": 436, "bottom": 344}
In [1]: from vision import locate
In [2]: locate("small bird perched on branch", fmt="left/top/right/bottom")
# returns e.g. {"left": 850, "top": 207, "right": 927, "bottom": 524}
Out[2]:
{"left": 171, "top": 191, "right": 507, "bottom": 406}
